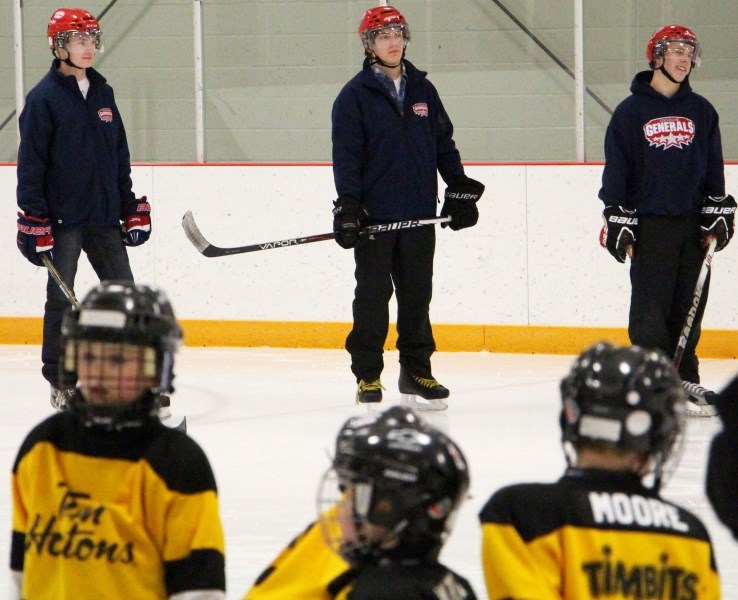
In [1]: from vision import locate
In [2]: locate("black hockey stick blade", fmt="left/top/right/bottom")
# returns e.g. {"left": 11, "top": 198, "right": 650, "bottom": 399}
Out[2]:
{"left": 182, "top": 211, "right": 451, "bottom": 258}
{"left": 41, "top": 254, "right": 79, "bottom": 308}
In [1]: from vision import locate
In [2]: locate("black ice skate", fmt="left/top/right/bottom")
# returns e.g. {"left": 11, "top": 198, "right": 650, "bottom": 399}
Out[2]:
{"left": 682, "top": 381, "right": 718, "bottom": 417}
{"left": 399, "top": 370, "right": 449, "bottom": 412}
{"left": 356, "top": 379, "right": 384, "bottom": 404}
{"left": 157, "top": 394, "right": 187, "bottom": 432}
{"left": 50, "top": 385, "right": 74, "bottom": 411}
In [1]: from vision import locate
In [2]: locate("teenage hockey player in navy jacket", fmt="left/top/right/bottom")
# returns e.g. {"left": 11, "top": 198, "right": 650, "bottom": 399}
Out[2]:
{"left": 16, "top": 8, "right": 152, "bottom": 410}
{"left": 331, "top": 5, "right": 485, "bottom": 410}
{"left": 598, "top": 25, "right": 735, "bottom": 416}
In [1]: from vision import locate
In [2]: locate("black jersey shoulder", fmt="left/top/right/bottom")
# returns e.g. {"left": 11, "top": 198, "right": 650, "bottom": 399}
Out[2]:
{"left": 13, "top": 412, "right": 216, "bottom": 495}
{"left": 479, "top": 470, "right": 710, "bottom": 543}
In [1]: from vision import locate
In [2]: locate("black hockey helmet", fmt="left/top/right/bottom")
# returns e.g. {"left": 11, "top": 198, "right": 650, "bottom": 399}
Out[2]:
{"left": 60, "top": 281, "right": 182, "bottom": 429}
{"left": 319, "top": 406, "right": 469, "bottom": 565}
{"left": 560, "top": 342, "right": 686, "bottom": 483}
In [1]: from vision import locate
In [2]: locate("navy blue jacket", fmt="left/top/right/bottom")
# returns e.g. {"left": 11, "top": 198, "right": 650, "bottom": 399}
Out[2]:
{"left": 332, "top": 58, "right": 465, "bottom": 222}
{"left": 17, "top": 60, "right": 136, "bottom": 228}
{"left": 599, "top": 71, "right": 724, "bottom": 216}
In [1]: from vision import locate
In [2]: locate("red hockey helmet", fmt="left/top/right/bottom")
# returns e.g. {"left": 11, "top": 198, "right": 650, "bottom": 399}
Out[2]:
{"left": 646, "top": 24, "right": 700, "bottom": 68}
{"left": 48, "top": 8, "right": 103, "bottom": 52}
{"left": 358, "top": 5, "right": 410, "bottom": 52}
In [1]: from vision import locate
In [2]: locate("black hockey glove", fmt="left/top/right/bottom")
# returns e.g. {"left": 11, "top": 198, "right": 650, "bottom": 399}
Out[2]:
{"left": 701, "top": 194, "right": 736, "bottom": 252}
{"left": 17, "top": 211, "right": 54, "bottom": 266}
{"left": 332, "top": 196, "right": 368, "bottom": 249}
{"left": 121, "top": 196, "right": 152, "bottom": 246}
{"left": 441, "top": 177, "right": 485, "bottom": 231}
{"left": 601, "top": 205, "right": 638, "bottom": 263}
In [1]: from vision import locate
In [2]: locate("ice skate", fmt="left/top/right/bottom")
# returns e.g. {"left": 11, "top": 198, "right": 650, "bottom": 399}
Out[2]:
{"left": 356, "top": 379, "right": 384, "bottom": 405}
{"left": 682, "top": 381, "right": 718, "bottom": 417}
{"left": 157, "top": 394, "right": 187, "bottom": 432}
{"left": 398, "top": 370, "right": 449, "bottom": 412}
{"left": 50, "top": 385, "right": 74, "bottom": 411}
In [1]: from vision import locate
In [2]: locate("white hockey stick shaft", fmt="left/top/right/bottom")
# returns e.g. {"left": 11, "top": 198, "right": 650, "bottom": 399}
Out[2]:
{"left": 41, "top": 254, "right": 79, "bottom": 309}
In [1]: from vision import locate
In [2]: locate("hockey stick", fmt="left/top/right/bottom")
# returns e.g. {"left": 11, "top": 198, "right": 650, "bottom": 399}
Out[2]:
{"left": 673, "top": 236, "right": 717, "bottom": 370}
{"left": 41, "top": 254, "right": 79, "bottom": 309}
{"left": 182, "top": 211, "right": 451, "bottom": 258}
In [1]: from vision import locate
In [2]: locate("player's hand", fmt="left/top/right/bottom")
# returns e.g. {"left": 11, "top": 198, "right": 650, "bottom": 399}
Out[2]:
{"left": 601, "top": 205, "right": 638, "bottom": 263}
{"left": 17, "top": 211, "right": 54, "bottom": 266}
{"left": 332, "top": 196, "right": 368, "bottom": 249}
{"left": 441, "top": 177, "right": 484, "bottom": 231}
{"left": 121, "top": 196, "right": 151, "bottom": 246}
{"left": 701, "top": 194, "right": 736, "bottom": 252}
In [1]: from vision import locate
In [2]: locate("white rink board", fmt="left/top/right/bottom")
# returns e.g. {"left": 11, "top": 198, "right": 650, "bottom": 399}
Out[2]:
{"left": 3, "top": 164, "right": 738, "bottom": 329}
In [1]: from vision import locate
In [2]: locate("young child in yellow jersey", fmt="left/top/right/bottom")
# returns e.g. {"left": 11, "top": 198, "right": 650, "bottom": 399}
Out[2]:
{"left": 479, "top": 342, "right": 720, "bottom": 599}
{"left": 10, "top": 281, "right": 225, "bottom": 599}
{"left": 245, "top": 406, "right": 476, "bottom": 599}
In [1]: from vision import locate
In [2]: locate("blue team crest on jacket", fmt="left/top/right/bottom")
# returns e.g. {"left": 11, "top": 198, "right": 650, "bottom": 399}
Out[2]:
{"left": 643, "top": 116, "right": 695, "bottom": 150}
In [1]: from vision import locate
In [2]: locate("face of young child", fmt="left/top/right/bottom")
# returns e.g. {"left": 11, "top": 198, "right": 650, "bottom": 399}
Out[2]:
{"left": 76, "top": 340, "right": 157, "bottom": 406}
{"left": 337, "top": 483, "right": 389, "bottom": 546}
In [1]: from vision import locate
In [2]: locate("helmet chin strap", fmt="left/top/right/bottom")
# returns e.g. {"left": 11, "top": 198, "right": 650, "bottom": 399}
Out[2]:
{"left": 63, "top": 56, "right": 85, "bottom": 71}
{"left": 658, "top": 63, "right": 690, "bottom": 85}
{"left": 54, "top": 49, "right": 85, "bottom": 72}
{"left": 369, "top": 50, "right": 404, "bottom": 70}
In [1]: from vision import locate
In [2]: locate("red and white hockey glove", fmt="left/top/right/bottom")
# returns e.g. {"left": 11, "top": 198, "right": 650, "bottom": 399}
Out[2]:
{"left": 17, "top": 211, "right": 54, "bottom": 266}
{"left": 121, "top": 196, "right": 151, "bottom": 246}
{"left": 701, "top": 194, "right": 736, "bottom": 252}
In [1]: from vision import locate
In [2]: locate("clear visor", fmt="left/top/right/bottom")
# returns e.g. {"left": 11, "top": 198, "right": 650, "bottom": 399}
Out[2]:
{"left": 365, "top": 24, "right": 409, "bottom": 50}
{"left": 656, "top": 39, "right": 700, "bottom": 67}
{"left": 57, "top": 30, "right": 104, "bottom": 53}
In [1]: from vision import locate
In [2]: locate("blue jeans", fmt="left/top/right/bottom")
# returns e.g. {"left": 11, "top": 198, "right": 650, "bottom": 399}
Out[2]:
{"left": 42, "top": 225, "right": 134, "bottom": 387}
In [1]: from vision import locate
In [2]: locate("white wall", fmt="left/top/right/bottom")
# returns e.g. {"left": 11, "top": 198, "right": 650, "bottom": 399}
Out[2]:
{"left": 4, "top": 164, "right": 738, "bottom": 330}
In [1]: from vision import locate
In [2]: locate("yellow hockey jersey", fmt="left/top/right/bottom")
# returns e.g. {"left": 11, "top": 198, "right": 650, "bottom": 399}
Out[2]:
{"left": 245, "top": 509, "right": 477, "bottom": 599}
{"left": 479, "top": 469, "right": 720, "bottom": 600}
{"left": 10, "top": 412, "right": 226, "bottom": 599}
{"left": 244, "top": 513, "right": 351, "bottom": 600}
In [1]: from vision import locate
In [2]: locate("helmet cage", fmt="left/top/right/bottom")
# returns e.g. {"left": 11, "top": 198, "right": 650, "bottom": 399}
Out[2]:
{"left": 317, "top": 468, "right": 412, "bottom": 565}
{"left": 319, "top": 407, "right": 469, "bottom": 564}
{"left": 60, "top": 281, "right": 182, "bottom": 430}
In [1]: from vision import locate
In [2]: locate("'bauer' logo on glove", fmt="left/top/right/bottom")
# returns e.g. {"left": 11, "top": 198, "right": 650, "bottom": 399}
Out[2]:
{"left": 701, "top": 194, "right": 736, "bottom": 252}
{"left": 602, "top": 205, "right": 638, "bottom": 263}
{"left": 441, "top": 177, "right": 485, "bottom": 231}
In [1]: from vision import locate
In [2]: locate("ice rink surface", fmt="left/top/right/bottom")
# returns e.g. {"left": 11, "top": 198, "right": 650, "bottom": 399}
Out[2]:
{"left": 1, "top": 345, "right": 736, "bottom": 598}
